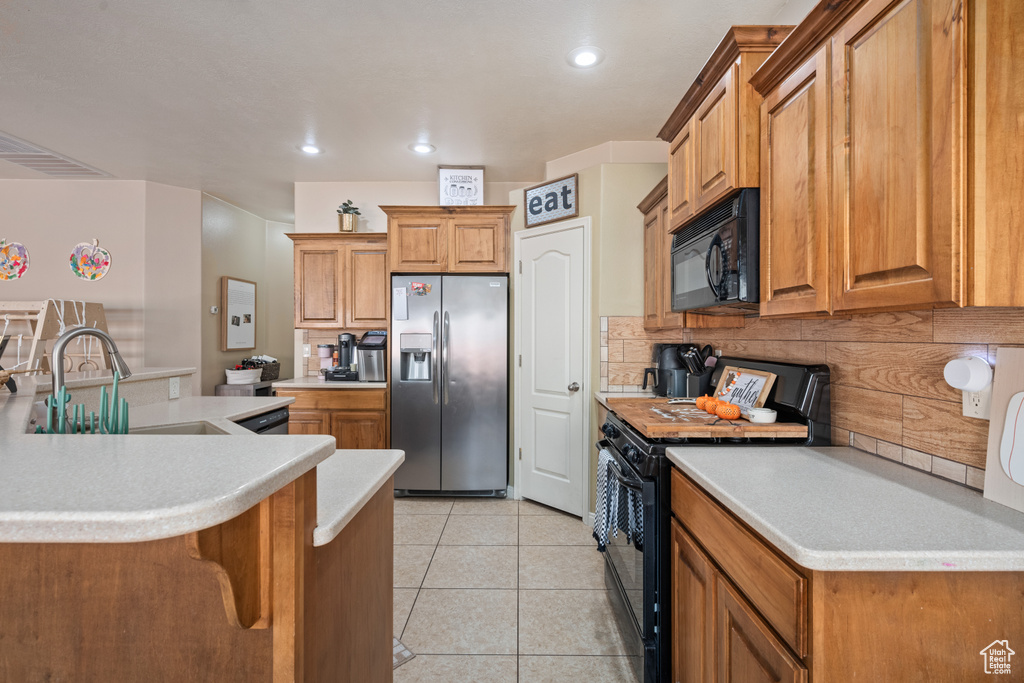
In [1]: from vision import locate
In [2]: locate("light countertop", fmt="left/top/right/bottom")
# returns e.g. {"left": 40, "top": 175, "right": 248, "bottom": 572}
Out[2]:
{"left": 273, "top": 377, "right": 386, "bottom": 390}
{"left": 2, "top": 370, "right": 401, "bottom": 546}
{"left": 667, "top": 445, "right": 1024, "bottom": 571}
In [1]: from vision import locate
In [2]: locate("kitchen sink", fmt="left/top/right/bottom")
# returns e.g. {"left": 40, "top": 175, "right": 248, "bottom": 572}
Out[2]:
{"left": 129, "top": 421, "right": 230, "bottom": 436}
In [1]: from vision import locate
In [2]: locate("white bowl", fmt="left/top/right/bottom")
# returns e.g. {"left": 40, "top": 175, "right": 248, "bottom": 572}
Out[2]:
{"left": 745, "top": 408, "right": 777, "bottom": 424}
{"left": 225, "top": 368, "right": 263, "bottom": 384}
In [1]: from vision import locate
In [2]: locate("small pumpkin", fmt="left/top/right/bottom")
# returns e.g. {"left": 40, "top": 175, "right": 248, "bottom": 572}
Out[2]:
{"left": 695, "top": 395, "right": 710, "bottom": 411}
{"left": 716, "top": 402, "right": 742, "bottom": 420}
{"left": 704, "top": 397, "right": 719, "bottom": 415}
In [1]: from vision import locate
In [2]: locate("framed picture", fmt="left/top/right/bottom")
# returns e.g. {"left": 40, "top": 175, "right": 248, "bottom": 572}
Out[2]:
{"left": 220, "top": 276, "right": 256, "bottom": 351}
{"left": 524, "top": 173, "right": 579, "bottom": 228}
{"left": 439, "top": 165, "right": 485, "bottom": 206}
{"left": 713, "top": 366, "right": 777, "bottom": 410}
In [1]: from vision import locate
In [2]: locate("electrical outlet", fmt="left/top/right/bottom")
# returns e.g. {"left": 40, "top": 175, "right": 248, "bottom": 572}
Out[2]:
{"left": 963, "top": 386, "right": 992, "bottom": 419}
{"left": 302, "top": 344, "right": 311, "bottom": 357}
{"left": 168, "top": 376, "right": 180, "bottom": 400}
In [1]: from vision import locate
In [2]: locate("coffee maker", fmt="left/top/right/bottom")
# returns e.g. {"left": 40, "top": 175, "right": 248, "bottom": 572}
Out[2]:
{"left": 325, "top": 332, "right": 359, "bottom": 381}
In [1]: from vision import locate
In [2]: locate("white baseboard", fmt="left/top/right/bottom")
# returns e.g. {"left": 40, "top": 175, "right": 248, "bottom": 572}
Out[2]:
{"left": 587, "top": 511, "right": 595, "bottom": 528}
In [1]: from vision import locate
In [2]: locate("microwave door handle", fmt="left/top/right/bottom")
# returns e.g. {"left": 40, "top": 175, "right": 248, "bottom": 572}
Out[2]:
{"left": 705, "top": 234, "right": 724, "bottom": 299}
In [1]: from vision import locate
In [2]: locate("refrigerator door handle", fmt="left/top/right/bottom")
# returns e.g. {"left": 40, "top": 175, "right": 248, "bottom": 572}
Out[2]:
{"left": 442, "top": 311, "right": 451, "bottom": 405}
{"left": 432, "top": 311, "right": 440, "bottom": 405}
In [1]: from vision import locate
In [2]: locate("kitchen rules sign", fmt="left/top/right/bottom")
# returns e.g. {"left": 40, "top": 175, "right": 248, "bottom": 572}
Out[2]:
{"left": 524, "top": 174, "right": 579, "bottom": 228}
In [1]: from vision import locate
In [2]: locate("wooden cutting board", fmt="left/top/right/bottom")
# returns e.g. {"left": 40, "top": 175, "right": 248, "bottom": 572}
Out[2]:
{"left": 605, "top": 398, "right": 809, "bottom": 439}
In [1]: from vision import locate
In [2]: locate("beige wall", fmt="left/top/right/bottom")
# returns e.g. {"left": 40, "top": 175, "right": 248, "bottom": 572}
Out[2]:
{"left": 294, "top": 181, "right": 533, "bottom": 233}
{"left": 200, "top": 195, "right": 294, "bottom": 395}
{"left": 0, "top": 180, "right": 202, "bottom": 379}
{"left": 144, "top": 182, "right": 202, "bottom": 390}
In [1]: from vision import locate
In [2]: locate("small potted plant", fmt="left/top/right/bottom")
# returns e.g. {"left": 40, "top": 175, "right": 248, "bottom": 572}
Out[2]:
{"left": 337, "top": 200, "right": 361, "bottom": 232}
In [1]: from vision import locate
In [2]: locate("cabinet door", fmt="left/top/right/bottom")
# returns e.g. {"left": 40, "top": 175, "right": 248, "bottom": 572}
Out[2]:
{"left": 660, "top": 199, "right": 684, "bottom": 328}
{"left": 294, "top": 244, "right": 342, "bottom": 327}
{"left": 668, "top": 119, "right": 695, "bottom": 231}
{"left": 345, "top": 245, "right": 389, "bottom": 328}
{"left": 448, "top": 214, "right": 508, "bottom": 272}
{"left": 331, "top": 410, "right": 386, "bottom": 449}
{"left": 643, "top": 202, "right": 664, "bottom": 330}
{"left": 288, "top": 409, "right": 330, "bottom": 436}
{"left": 389, "top": 216, "right": 447, "bottom": 272}
{"left": 717, "top": 577, "right": 806, "bottom": 683}
{"left": 760, "top": 46, "right": 831, "bottom": 317}
{"left": 831, "top": 0, "right": 964, "bottom": 312}
{"left": 671, "top": 520, "right": 714, "bottom": 683}
{"left": 694, "top": 65, "right": 739, "bottom": 213}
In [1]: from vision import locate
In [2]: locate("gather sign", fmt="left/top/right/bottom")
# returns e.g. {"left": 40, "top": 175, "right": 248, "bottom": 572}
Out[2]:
{"left": 524, "top": 173, "right": 579, "bottom": 228}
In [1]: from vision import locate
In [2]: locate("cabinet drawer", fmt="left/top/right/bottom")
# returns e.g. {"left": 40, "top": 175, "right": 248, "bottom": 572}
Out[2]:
{"left": 275, "top": 389, "right": 387, "bottom": 412}
{"left": 671, "top": 468, "right": 807, "bottom": 656}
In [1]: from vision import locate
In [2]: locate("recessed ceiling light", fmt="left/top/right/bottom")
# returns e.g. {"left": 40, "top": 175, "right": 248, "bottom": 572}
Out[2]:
{"left": 568, "top": 46, "right": 605, "bottom": 68}
{"left": 409, "top": 143, "right": 436, "bottom": 154}
{"left": 300, "top": 144, "right": 322, "bottom": 154}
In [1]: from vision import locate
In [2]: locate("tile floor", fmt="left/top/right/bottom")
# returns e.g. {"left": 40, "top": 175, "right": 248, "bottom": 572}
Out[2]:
{"left": 393, "top": 496, "right": 640, "bottom": 683}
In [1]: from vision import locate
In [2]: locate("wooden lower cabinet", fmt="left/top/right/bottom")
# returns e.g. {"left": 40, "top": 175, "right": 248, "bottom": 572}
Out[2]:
{"left": 670, "top": 467, "right": 1024, "bottom": 682}
{"left": 277, "top": 388, "right": 388, "bottom": 449}
{"left": 0, "top": 472, "right": 395, "bottom": 682}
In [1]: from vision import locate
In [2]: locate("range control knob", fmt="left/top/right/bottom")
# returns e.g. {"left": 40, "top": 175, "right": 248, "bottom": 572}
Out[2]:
{"left": 601, "top": 422, "right": 620, "bottom": 439}
{"left": 623, "top": 444, "right": 640, "bottom": 463}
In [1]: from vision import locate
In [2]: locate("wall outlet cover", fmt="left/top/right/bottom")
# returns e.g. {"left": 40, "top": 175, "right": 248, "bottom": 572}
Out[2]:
{"left": 168, "top": 376, "right": 180, "bottom": 400}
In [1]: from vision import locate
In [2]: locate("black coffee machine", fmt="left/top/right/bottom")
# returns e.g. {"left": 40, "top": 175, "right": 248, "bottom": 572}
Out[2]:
{"left": 325, "top": 332, "right": 359, "bottom": 381}
{"left": 642, "top": 343, "right": 713, "bottom": 397}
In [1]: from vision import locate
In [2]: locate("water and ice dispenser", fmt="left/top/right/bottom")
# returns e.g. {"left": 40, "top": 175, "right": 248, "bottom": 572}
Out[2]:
{"left": 399, "top": 333, "right": 433, "bottom": 381}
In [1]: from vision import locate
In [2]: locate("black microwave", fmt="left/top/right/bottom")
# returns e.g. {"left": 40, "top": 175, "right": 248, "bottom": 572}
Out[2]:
{"left": 671, "top": 189, "right": 759, "bottom": 313}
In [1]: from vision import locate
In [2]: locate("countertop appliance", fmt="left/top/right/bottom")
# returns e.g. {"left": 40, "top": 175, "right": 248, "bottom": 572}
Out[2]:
{"left": 391, "top": 275, "right": 508, "bottom": 496}
{"left": 234, "top": 407, "right": 289, "bottom": 435}
{"left": 642, "top": 344, "right": 712, "bottom": 398}
{"left": 597, "top": 357, "right": 830, "bottom": 683}
{"left": 326, "top": 333, "right": 359, "bottom": 382}
{"left": 357, "top": 330, "right": 387, "bottom": 382}
{"left": 671, "top": 189, "right": 759, "bottom": 313}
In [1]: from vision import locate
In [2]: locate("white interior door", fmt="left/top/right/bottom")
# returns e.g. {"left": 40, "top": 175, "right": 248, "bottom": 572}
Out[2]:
{"left": 515, "top": 218, "right": 590, "bottom": 516}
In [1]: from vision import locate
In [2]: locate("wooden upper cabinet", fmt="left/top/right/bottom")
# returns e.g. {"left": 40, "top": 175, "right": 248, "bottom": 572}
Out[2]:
{"left": 758, "top": 46, "right": 831, "bottom": 317}
{"left": 830, "top": 0, "right": 964, "bottom": 312}
{"left": 448, "top": 213, "right": 508, "bottom": 272}
{"left": 668, "top": 120, "right": 695, "bottom": 229}
{"left": 345, "top": 245, "right": 389, "bottom": 327}
{"left": 287, "top": 233, "right": 389, "bottom": 329}
{"left": 388, "top": 215, "right": 447, "bottom": 272}
{"left": 382, "top": 206, "right": 514, "bottom": 273}
{"left": 659, "top": 26, "right": 792, "bottom": 233}
{"left": 640, "top": 177, "right": 684, "bottom": 331}
{"left": 693, "top": 65, "right": 739, "bottom": 214}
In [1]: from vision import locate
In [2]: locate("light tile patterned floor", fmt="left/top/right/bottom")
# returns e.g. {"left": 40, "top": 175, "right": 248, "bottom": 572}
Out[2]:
{"left": 393, "top": 497, "right": 639, "bottom": 683}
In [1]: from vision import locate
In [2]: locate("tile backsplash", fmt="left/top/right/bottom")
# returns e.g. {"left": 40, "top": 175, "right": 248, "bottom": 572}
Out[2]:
{"left": 600, "top": 308, "right": 1024, "bottom": 492}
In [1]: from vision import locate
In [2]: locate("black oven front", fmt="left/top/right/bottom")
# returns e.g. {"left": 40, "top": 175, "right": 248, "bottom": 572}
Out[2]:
{"left": 597, "top": 431, "right": 671, "bottom": 683}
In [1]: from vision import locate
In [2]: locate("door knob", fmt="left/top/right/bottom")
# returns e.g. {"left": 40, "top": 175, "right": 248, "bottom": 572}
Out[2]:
{"left": 568, "top": 382, "right": 580, "bottom": 392}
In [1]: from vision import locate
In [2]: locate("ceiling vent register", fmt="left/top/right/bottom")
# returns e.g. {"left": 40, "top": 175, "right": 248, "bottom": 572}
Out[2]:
{"left": 0, "top": 132, "right": 109, "bottom": 177}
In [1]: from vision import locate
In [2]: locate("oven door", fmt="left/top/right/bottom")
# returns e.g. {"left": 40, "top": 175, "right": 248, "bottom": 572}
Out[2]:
{"left": 597, "top": 440, "right": 657, "bottom": 682}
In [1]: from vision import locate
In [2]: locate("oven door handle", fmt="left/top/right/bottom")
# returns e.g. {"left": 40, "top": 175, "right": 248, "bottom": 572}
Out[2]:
{"left": 597, "top": 439, "right": 646, "bottom": 491}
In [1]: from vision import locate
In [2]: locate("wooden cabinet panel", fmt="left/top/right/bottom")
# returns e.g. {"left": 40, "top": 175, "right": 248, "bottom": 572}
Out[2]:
{"left": 643, "top": 200, "right": 663, "bottom": 330}
{"left": 694, "top": 65, "right": 739, "bottom": 214}
{"left": 668, "top": 120, "right": 695, "bottom": 230}
{"left": 295, "top": 248, "right": 340, "bottom": 326}
{"left": 345, "top": 246, "right": 388, "bottom": 328}
{"left": 389, "top": 216, "right": 447, "bottom": 272}
{"left": 671, "top": 469, "right": 807, "bottom": 656}
{"left": 831, "top": 0, "right": 964, "bottom": 312}
{"left": 717, "top": 577, "right": 806, "bottom": 683}
{"left": 287, "top": 409, "right": 330, "bottom": 436}
{"left": 330, "top": 410, "right": 386, "bottom": 450}
{"left": 448, "top": 215, "right": 508, "bottom": 272}
{"left": 760, "top": 46, "right": 831, "bottom": 317}
{"left": 672, "top": 519, "right": 715, "bottom": 683}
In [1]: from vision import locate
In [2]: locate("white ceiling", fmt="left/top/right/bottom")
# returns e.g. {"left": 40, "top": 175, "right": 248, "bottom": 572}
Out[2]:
{"left": 0, "top": 0, "right": 811, "bottom": 222}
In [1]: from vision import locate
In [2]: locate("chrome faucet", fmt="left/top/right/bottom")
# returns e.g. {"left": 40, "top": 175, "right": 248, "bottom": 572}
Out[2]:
{"left": 49, "top": 327, "right": 132, "bottom": 429}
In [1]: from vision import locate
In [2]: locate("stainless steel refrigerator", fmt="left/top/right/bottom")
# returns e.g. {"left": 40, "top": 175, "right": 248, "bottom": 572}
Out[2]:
{"left": 391, "top": 275, "right": 508, "bottom": 495}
